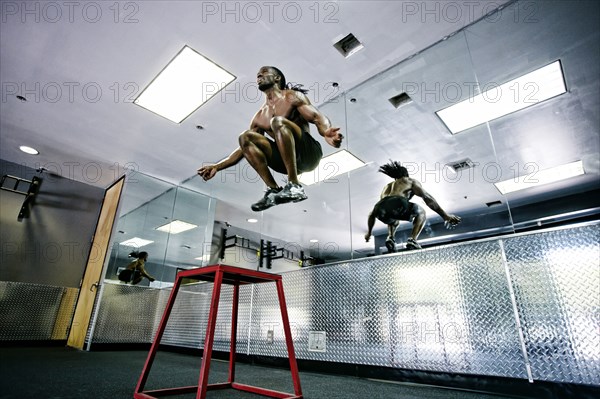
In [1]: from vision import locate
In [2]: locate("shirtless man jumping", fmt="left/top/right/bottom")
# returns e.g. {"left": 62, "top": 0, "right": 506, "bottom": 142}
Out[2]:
{"left": 365, "top": 161, "right": 461, "bottom": 252}
{"left": 198, "top": 66, "right": 343, "bottom": 211}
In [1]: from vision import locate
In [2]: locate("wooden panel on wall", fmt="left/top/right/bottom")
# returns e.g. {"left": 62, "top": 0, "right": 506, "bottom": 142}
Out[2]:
{"left": 67, "top": 176, "right": 125, "bottom": 349}
{"left": 51, "top": 287, "right": 79, "bottom": 340}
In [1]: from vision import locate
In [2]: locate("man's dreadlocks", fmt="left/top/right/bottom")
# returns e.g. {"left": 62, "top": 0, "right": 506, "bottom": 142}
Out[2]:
{"left": 267, "top": 66, "right": 309, "bottom": 94}
{"left": 378, "top": 160, "right": 409, "bottom": 179}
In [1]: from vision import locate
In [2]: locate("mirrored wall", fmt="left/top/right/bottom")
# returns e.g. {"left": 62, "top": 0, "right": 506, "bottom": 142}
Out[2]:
{"left": 103, "top": 171, "right": 216, "bottom": 287}
{"left": 182, "top": 0, "right": 598, "bottom": 270}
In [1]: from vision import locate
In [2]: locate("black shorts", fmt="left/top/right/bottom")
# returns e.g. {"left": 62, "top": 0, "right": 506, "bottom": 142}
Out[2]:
{"left": 118, "top": 269, "right": 141, "bottom": 283}
{"left": 373, "top": 196, "right": 415, "bottom": 225}
{"left": 268, "top": 131, "right": 323, "bottom": 174}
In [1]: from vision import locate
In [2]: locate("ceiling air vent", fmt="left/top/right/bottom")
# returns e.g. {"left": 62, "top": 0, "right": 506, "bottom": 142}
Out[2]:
{"left": 389, "top": 92, "right": 412, "bottom": 109}
{"left": 486, "top": 200, "right": 503, "bottom": 207}
{"left": 448, "top": 158, "right": 476, "bottom": 172}
{"left": 334, "top": 33, "right": 364, "bottom": 58}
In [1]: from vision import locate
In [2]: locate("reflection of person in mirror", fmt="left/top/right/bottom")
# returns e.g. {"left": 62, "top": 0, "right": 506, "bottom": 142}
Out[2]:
{"left": 197, "top": 66, "right": 343, "bottom": 212}
{"left": 364, "top": 161, "right": 461, "bottom": 252}
{"left": 125, "top": 251, "right": 155, "bottom": 285}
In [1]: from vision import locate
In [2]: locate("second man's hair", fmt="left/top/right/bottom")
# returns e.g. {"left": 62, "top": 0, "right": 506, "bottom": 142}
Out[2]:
{"left": 379, "top": 160, "right": 409, "bottom": 179}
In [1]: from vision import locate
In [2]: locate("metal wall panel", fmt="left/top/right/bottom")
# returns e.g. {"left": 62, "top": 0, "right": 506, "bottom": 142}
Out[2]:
{"left": 504, "top": 224, "right": 600, "bottom": 385}
{"left": 373, "top": 241, "right": 526, "bottom": 377}
{"left": 158, "top": 283, "right": 254, "bottom": 352}
{"left": 251, "top": 263, "right": 392, "bottom": 366}
{"left": 159, "top": 283, "right": 212, "bottom": 349}
{"left": 248, "top": 243, "right": 526, "bottom": 378}
{"left": 87, "top": 281, "right": 255, "bottom": 350}
{"left": 88, "top": 283, "right": 161, "bottom": 343}
{"left": 86, "top": 222, "right": 600, "bottom": 386}
{"left": 0, "top": 282, "right": 69, "bottom": 340}
{"left": 248, "top": 278, "right": 287, "bottom": 359}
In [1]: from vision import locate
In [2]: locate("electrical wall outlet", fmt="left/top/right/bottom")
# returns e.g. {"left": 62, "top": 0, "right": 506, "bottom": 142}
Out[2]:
{"left": 308, "top": 331, "right": 326, "bottom": 352}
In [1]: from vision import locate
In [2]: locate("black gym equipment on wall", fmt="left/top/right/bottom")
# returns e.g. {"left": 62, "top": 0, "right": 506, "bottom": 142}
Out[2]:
{"left": 0, "top": 174, "right": 42, "bottom": 221}
{"left": 219, "top": 227, "right": 313, "bottom": 269}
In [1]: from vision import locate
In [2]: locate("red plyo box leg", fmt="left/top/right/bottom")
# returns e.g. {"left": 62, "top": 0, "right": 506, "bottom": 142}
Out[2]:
{"left": 134, "top": 264, "right": 303, "bottom": 399}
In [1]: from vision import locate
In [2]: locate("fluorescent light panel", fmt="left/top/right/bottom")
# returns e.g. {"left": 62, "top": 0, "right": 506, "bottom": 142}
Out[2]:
{"left": 437, "top": 60, "right": 566, "bottom": 134}
{"left": 494, "top": 160, "right": 584, "bottom": 194}
{"left": 134, "top": 45, "right": 235, "bottom": 123}
{"left": 120, "top": 237, "right": 154, "bottom": 247}
{"left": 156, "top": 220, "right": 198, "bottom": 234}
{"left": 299, "top": 149, "right": 366, "bottom": 185}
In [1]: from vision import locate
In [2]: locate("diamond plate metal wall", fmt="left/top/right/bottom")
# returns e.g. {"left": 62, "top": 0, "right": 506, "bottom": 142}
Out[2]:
{"left": 252, "top": 242, "right": 526, "bottom": 378}
{"left": 159, "top": 282, "right": 255, "bottom": 351}
{"left": 88, "top": 283, "right": 161, "bottom": 343}
{"left": 371, "top": 241, "right": 526, "bottom": 378}
{"left": 249, "top": 263, "right": 392, "bottom": 366}
{"left": 87, "top": 281, "right": 254, "bottom": 351}
{"left": 0, "top": 282, "right": 74, "bottom": 340}
{"left": 503, "top": 224, "right": 600, "bottom": 385}
{"left": 156, "top": 283, "right": 211, "bottom": 349}
{"left": 86, "top": 222, "right": 599, "bottom": 387}
{"left": 247, "top": 277, "right": 288, "bottom": 359}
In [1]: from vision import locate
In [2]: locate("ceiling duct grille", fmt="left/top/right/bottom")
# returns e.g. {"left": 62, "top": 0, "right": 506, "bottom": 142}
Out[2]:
{"left": 448, "top": 158, "right": 476, "bottom": 172}
{"left": 333, "top": 33, "right": 364, "bottom": 58}
{"left": 389, "top": 92, "right": 412, "bottom": 109}
{"left": 486, "top": 200, "right": 503, "bottom": 207}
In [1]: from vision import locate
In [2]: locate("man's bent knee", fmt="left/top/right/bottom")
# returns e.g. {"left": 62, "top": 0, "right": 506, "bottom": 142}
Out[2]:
{"left": 413, "top": 205, "right": 426, "bottom": 220}
{"left": 239, "top": 130, "right": 256, "bottom": 147}
{"left": 270, "top": 116, "right": 288, "bottom": 131}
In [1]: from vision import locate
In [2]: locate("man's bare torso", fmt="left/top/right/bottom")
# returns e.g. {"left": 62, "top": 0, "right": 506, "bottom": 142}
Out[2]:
{"left": 251, "top": 90, "right": 309, "bottom": 138}
{"left": 381, "top": 177, "right": 414, "bottom": 199}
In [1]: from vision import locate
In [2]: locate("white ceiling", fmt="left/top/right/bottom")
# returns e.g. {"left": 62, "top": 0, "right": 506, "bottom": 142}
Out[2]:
{"left": 2, "top": 0, "right": 599, "bottom": 263}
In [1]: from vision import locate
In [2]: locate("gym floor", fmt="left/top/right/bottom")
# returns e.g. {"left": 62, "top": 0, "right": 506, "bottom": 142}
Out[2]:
{"left": 0, "top": 346, "right": 526, "bottom": 399}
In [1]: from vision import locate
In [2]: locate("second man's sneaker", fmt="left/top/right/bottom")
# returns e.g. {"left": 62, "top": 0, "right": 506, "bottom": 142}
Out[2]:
{"left": 251, "top": 187, "right": 281, "bottom": 212}
{"left": 385, "top": 237, "right": 396, "bottom": 253}
{"left": 406, "top": 238, "right": 422, "bottom": 250}
{"left": 274, "top": 182, "right": 307, "bottom": 204}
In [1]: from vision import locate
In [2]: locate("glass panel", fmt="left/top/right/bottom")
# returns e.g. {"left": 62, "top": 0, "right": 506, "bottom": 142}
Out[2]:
{"left": 346, "top": 29, "right": 514, "bottom": 258}
{"left": 287, "top": 92, "right": 353, "bottom": 265}
{"left": 250, "top": 92, "right": 353, "bottom": 270}
{"left": 104, "top": 171, "right": 215, "bottom": 287}
{"left": 182, "top": 167, "right": 268, "bottom": 270}
{"left": 162, "top": 186, "right": 215, "bottom": 281}
{"left": 175, "top": 2, "right": 599, "bottom": 266}
{"left": 465, "top": 0, "right": 600, "bottom": 228}
{"left": 181, "top": 80, "right": 354, "bottom": 270}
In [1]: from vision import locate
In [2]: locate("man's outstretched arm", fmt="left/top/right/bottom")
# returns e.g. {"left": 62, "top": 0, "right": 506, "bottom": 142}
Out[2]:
{"left": 197, "top": 147, "right": 244, "bottom": 181}
{"left": 139, "top": 263, "right": 155, "bottom": 281}
{"left": 294, "top": 92, "right": 343, "bottom": 148}
{"left": 365, "top": 210, "right": 377, "bottom": 242}
{"left": 411, "top": 179, "right": 461, "bottom": 225}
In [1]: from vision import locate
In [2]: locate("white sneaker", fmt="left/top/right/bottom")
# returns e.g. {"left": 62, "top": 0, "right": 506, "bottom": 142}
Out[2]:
{"left": 385, "top": 237, "right": 396, "bottom": 253}
{"left": 274, "top": 182, "right": 307, "bottom": 204}
{"left": 251, "top": 187, "right": 281, "bottom": 211}
{"left": 406, "top": 238, "right": 422, "bottom": 250}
